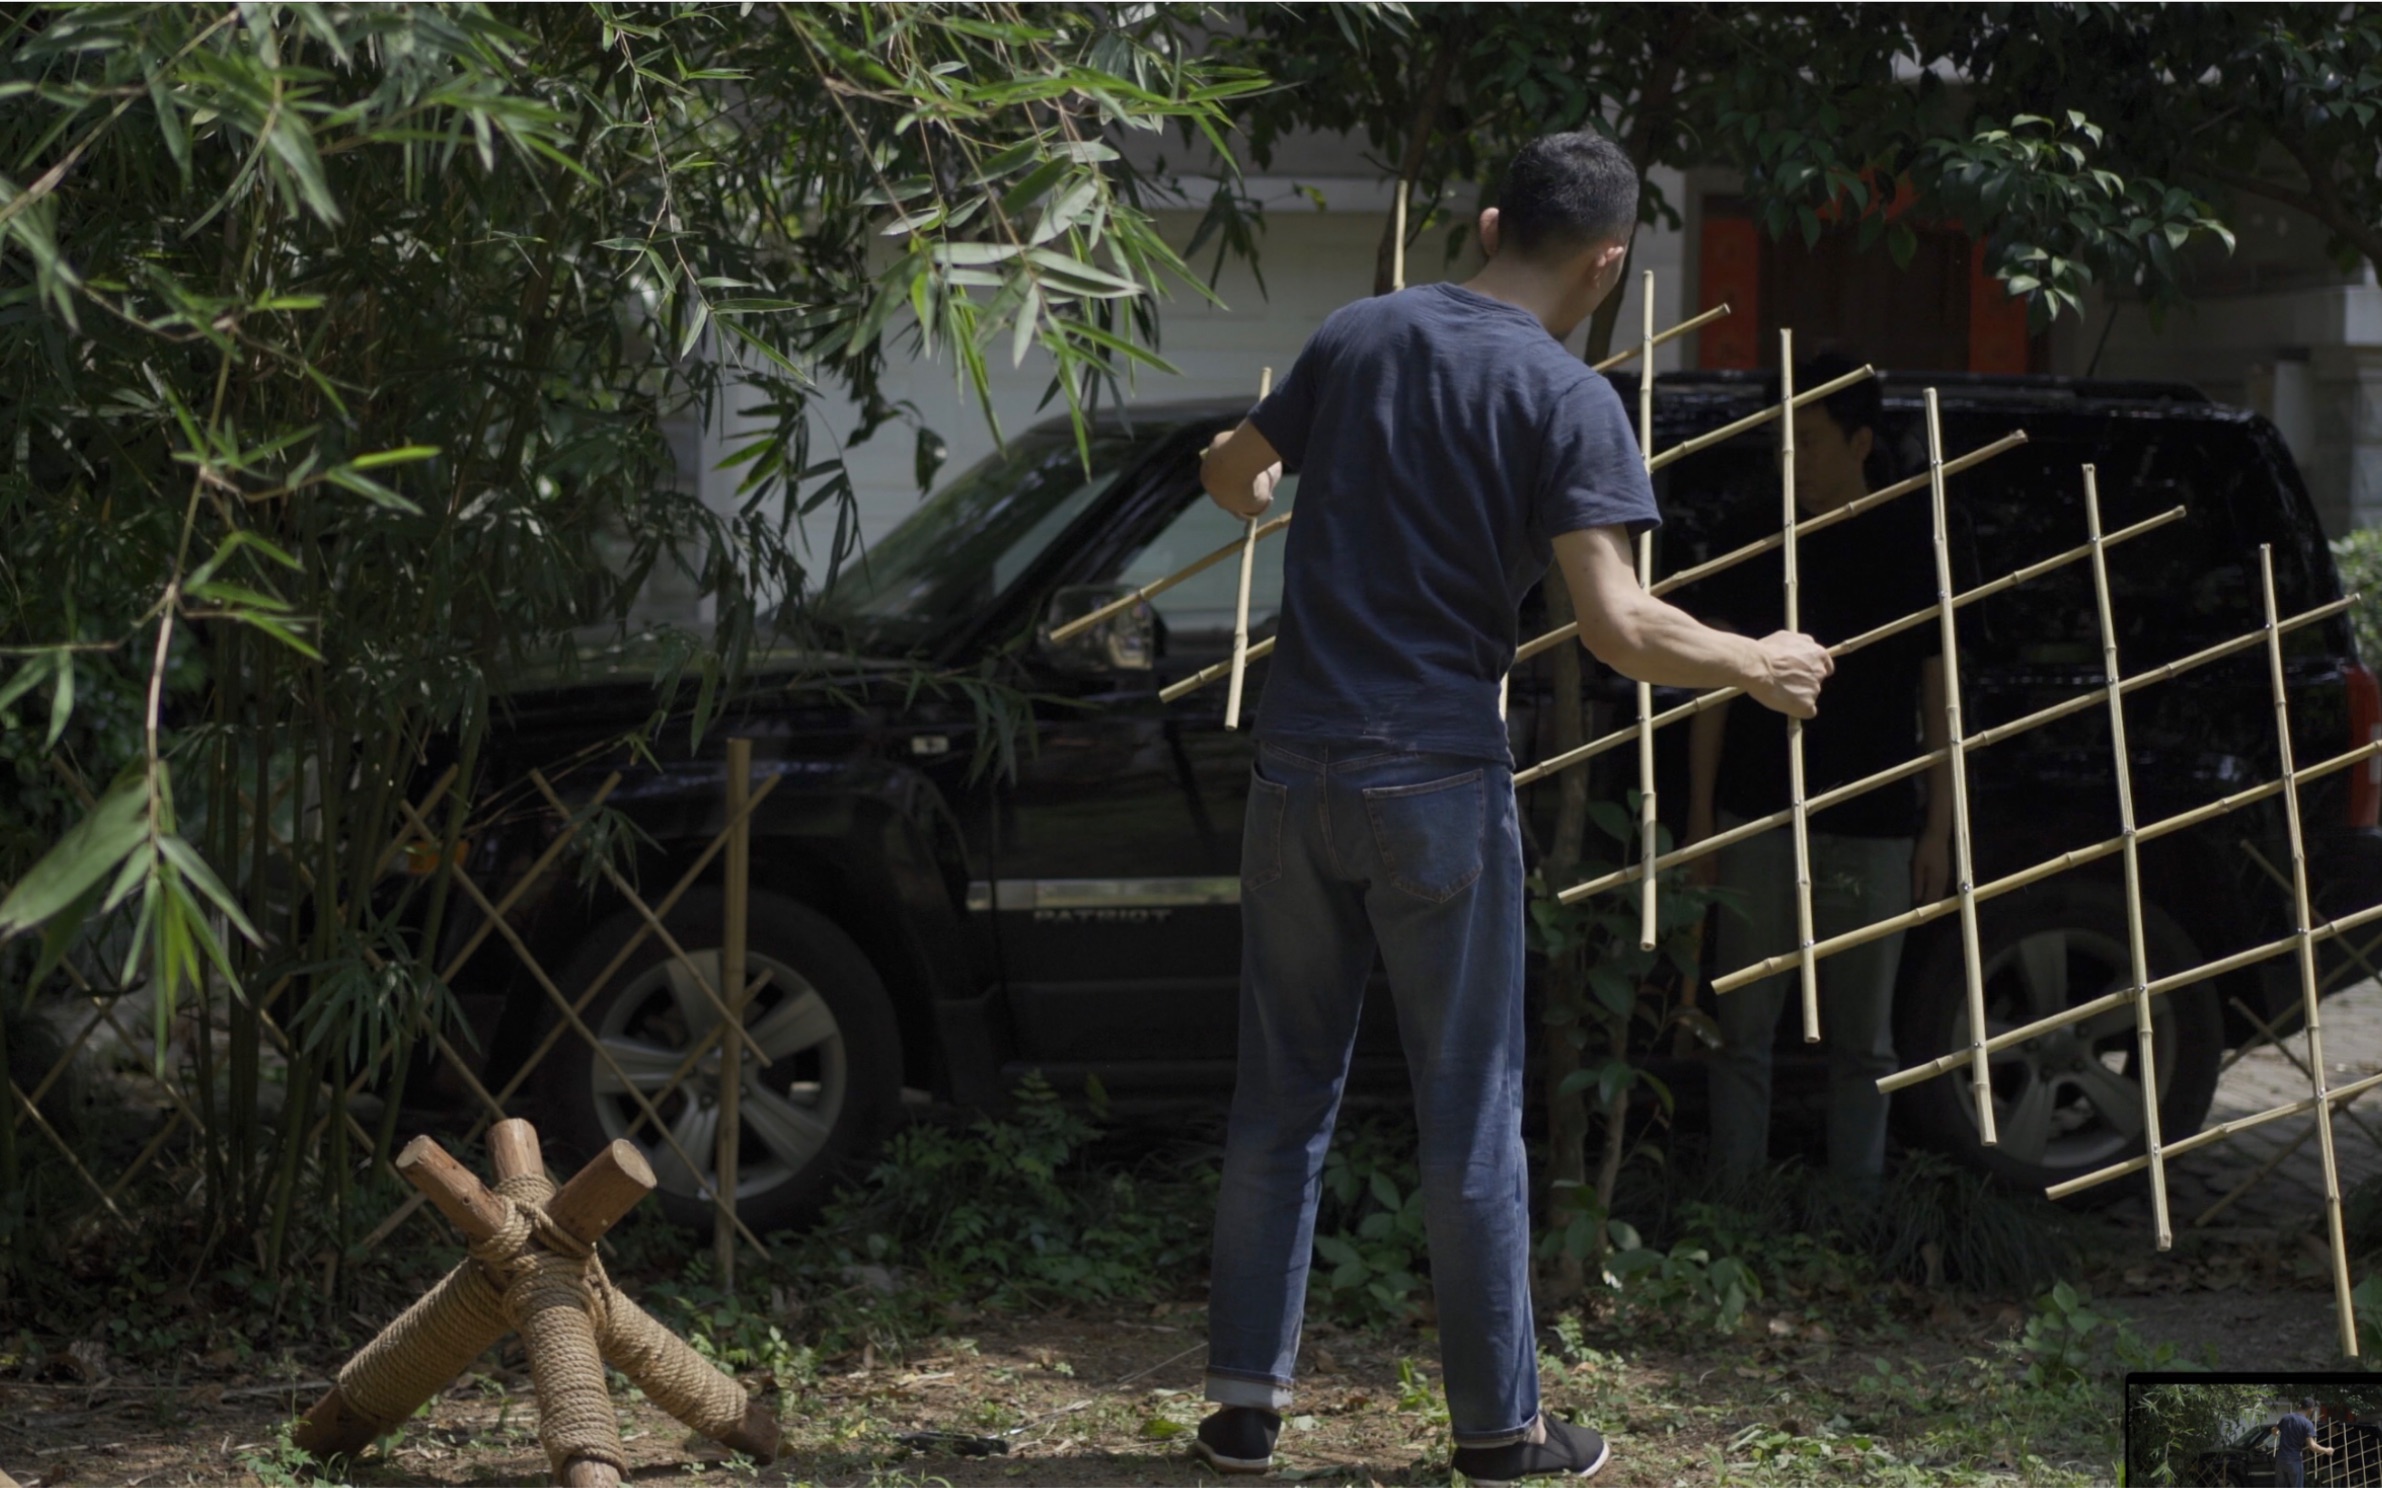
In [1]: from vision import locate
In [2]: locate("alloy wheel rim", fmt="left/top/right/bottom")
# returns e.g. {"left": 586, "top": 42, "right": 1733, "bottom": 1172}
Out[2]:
{"left": 590, "top": 948, "right": 847, "bottom": 1201}
{"left": 1946, "top": 925, "right": 2177, "bottom": 1170}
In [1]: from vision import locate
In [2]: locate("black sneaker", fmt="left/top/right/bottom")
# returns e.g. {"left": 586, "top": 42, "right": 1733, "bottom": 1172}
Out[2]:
{"left": 1449, "top": 1414, "right": 1610, "bottom": 1485}
{"left": 1190, "top": 1406, "right": 1281, "bottom": 1474}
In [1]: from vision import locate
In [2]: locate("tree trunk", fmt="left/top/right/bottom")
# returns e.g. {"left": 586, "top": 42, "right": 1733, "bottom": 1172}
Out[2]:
{"left": 1537, "top": 51, "right": 1681, "bottom": 1293}
{"left": 1373, "top": 26, "right": 1461, "bottom": 296}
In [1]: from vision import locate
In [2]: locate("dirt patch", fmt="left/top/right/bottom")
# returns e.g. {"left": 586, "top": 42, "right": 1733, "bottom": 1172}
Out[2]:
{"left": 0, "top": 1284, "right": 2140, "bottom": 1488}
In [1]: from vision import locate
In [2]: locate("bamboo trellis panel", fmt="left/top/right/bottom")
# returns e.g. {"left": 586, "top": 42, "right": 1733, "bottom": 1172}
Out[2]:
{"left": 6, "top": 746, "right": 784, "bottom": 1274}
{"left": 1144, "top": 273, "right": 2382, "bottom": 1356}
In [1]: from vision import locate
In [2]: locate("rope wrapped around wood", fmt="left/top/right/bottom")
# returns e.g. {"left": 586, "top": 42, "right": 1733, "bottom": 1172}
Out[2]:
{"left": 481, "top": 1172, "right": 626, "bottom": 1479}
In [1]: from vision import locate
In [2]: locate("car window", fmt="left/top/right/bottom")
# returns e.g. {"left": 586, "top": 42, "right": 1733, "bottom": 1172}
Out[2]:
{"left": 1648, "top": 411, "right": 2316, "bottom": 676}
{"left": 1113, "top": 475, "right": 1302, "bottom": 648}
{"left": 819, "top": 429, "right": 1134, "bottom": 641}
{"left": 1942, "top": 414, "right": 2317, "bottom": 671}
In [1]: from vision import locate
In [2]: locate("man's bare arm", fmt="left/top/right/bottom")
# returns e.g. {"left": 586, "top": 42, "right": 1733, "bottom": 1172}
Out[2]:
{"left": 1200, "top": 420, "right": 1282, "bottom": 519}
{"left": 1552, "top": 524, "right": 1832, "bottom": 718}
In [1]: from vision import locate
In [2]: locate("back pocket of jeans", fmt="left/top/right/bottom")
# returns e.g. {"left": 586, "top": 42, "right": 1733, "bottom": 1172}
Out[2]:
{"left": 1242, "top": 768, "right": 1289, "bottom": 891}
{"left": 1362, "top": 770, "right": 1485, "bottom": 903}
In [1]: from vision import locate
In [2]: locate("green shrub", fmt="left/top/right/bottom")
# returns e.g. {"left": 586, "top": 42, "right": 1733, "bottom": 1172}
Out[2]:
{"left": 2334, "top": 529, "right": 2382, "bottom": 666}
{"left": 755, "top": 1074, "right": 1216, "bottom": 1353}
{"left": 1310, "top": 1114, "right": 1430, "bottom": 1327}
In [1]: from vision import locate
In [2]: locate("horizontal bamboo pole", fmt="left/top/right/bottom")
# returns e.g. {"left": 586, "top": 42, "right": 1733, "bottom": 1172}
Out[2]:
{"left": 1048, "top": 512, "right": 1294, "bottom": 644}
{"left": 1645, "top": 363, "right": 1876, "bottom": 475}
{"left": 2046, "top": 1051, "right": 2382, "bottom": 1202}
{"left": 1515, "top": 504, "right": 2187, "bottom": 790}
{"left": 1558, "top": 593, "right": 2356, "bottom": 902}
{"left": 1726, "top": 730, "right": 2382, "bottom": 1006}
{"left": 1590, "top": 303, "right": 1732, "bottom": 373}
{"left": 1877, "top": 757, "right": 2382, "bottom": 1098}
{"left": 1515, "top": 432, "right": 2030, "bottom": 666}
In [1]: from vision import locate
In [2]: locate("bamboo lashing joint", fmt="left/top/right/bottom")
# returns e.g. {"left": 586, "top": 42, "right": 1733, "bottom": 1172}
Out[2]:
{"left": 1514, "top": 431, "right": 2028, "bottom": 668}
{"left": 1563, "top": 593, "right": 2354, "bottom": 904}
{"left": 1523, "top": 503, "right": 2188, "bottom": 793}
{"left": 296, "top": 1120, "right": 780, "bottom": 1484}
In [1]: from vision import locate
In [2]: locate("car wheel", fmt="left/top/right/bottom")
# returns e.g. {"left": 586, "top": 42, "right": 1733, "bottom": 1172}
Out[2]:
{"left": 1893, "top": 881, "right": 2222, "bottom": 1204}
{"left": 546, "top": 889, "right": 902, "bottom": 1233}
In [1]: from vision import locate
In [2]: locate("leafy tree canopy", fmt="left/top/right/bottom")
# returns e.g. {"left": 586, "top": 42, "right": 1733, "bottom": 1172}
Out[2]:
{"left": 0, "top": 0, "right": 1255, "bottom": 1251}
{"left": 1211, "top": 4, "right": 2377, "bottom": 341}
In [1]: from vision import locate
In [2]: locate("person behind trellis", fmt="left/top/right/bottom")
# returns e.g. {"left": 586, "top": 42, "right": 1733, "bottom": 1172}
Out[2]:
{"left": 1190, "top": 131, "right": 1833, "bottom": 1484}
{"left": 1684, "top": 353, "right": 1951, "bottom": 1199}
{"left": 2277, "top": 1396, "right": 2333, "bottom": 1487}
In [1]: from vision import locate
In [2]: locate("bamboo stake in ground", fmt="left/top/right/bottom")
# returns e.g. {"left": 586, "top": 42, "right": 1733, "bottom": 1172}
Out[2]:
{"left": 2084, "top": 466, "right": 2173, "bottom": 1249}
{"left": 716, "top": 737, "right": 753, "bottom": 1285}
{"left": 1225, "top": 367, "right": 1274, "bottom": 731}
{"left": 1923, "top": 388, "right": 1997, "bottom": 1145}
{"left": 2259, "top": 543, "right": 2359, "bottom": 1357}
{"left": 1780, "top": 335, "right": 1821, "bottom": 1039}
{"left": 1635, "top": 273, "right": 1660, "bottom": 950}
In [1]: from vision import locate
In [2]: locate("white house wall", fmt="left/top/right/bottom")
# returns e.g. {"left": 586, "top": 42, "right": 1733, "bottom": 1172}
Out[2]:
{"left": 686, "top": 169, "right": 1689, "bottom": 617}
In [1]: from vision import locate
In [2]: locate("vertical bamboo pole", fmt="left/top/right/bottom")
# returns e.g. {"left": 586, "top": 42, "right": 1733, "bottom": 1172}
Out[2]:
{"left": 1780, "top": 335, "right": 1821, "bottom": 1037}
{"left": 1224, "top": 368, "right": 1274, "bottom": 731}
{"left": 1927, "top": 389, "right": 1998, "bottom": 1143}
{"left": 2083, "top": 466, "right": 2172, "bottom": 1249}
{"left": 2260, "top": 545, "right": 2358, "bottom": 1356}
{"left": 1635, "top": 273, "right": 1660, "bottom": 950}
{"left": 1392, "top": 178, "right": 1408, "bottom": 293}
{"left": 715, "top": 736, "right": 753, "bottom": 1286}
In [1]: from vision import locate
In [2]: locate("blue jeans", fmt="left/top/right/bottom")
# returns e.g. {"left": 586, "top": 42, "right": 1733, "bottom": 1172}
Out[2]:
{"left": 1205, "top": 739, "right": 1538, "bottom": 1448}
{"left": 2277, "top": 1453, "right": 2305, "bottom": 1487}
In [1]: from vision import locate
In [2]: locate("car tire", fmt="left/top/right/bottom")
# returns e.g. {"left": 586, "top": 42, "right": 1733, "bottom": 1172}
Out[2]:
{"left": 1893, "top": 880, "right": 2222, "bottom": 1205}
{"left": 545, "top": 888, "right": 902, "bottom": 1234}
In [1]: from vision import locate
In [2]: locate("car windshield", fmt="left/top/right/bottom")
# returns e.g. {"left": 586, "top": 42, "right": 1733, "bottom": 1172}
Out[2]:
{"left": 817, "top": 427, "right": 1138, "bottom": 645}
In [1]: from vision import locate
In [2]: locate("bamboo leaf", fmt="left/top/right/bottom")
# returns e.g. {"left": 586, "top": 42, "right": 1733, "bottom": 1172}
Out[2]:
{"left": 0, "top": 776, "right": 149, "bottom": 936}
{"left": 44, "top": 649, "right": 72, "bottom": 747}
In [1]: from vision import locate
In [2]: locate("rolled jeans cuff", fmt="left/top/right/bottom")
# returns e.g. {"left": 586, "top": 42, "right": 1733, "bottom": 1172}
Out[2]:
{"left": 1205, "top": 1367, "right": 1293, "bottom": 1412}
{"left": 1451, "top": 1413, "right": 1539, "bottom": 1449}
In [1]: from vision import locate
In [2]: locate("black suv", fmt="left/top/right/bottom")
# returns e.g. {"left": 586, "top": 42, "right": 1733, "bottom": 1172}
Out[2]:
{"left": 433, "top": 373, "right": 2382, "bottom": 1232}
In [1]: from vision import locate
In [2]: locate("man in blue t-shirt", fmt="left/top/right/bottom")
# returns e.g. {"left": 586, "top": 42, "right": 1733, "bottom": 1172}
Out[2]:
{"left": 1189, "top": 132, "right": 1833, "bottom": 1485}
{"left": 2277, "top": 1397, "right": 2332, "bottom": 1486}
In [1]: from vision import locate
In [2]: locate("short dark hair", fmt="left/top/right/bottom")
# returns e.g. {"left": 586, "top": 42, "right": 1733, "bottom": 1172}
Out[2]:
{"left": 2304, "top": 1396, "right": 2319, "bottom": 1411}
{"left": 1497, "top": 132, "right": 1638, "bottom": 259}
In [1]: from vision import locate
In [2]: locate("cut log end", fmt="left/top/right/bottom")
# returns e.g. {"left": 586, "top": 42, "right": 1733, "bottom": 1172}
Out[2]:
{"left": 489, "top": 1117, "right": 545, "bottom": 1183}
{"left": 558, "top": 1458, "right": 623, "bottom": 1487}
{"left": 546, "top": 1139, "right": 658, "bottom": 1246}
{"left": 393, "top": 1135, "right": 509, "bottom": 1244}
{"left": 718, "top": 1396, "right": 783, "bottom": 1465}
{"left": 292, "top": 1382, "right": 390, "bottom": 1464}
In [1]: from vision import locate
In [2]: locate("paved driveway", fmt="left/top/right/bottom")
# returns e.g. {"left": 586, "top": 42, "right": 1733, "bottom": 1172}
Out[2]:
{"left": 2101, "top": 976, "right": 2382, "bottom": 1236}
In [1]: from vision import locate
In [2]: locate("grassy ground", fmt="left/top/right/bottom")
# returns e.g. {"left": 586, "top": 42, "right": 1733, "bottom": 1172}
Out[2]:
{"left": 0, "top": 1092, "right": 2357, "bottom": 1487}
{"left": 0, "top": 1289, "right": 2125, "bottom": 1486}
